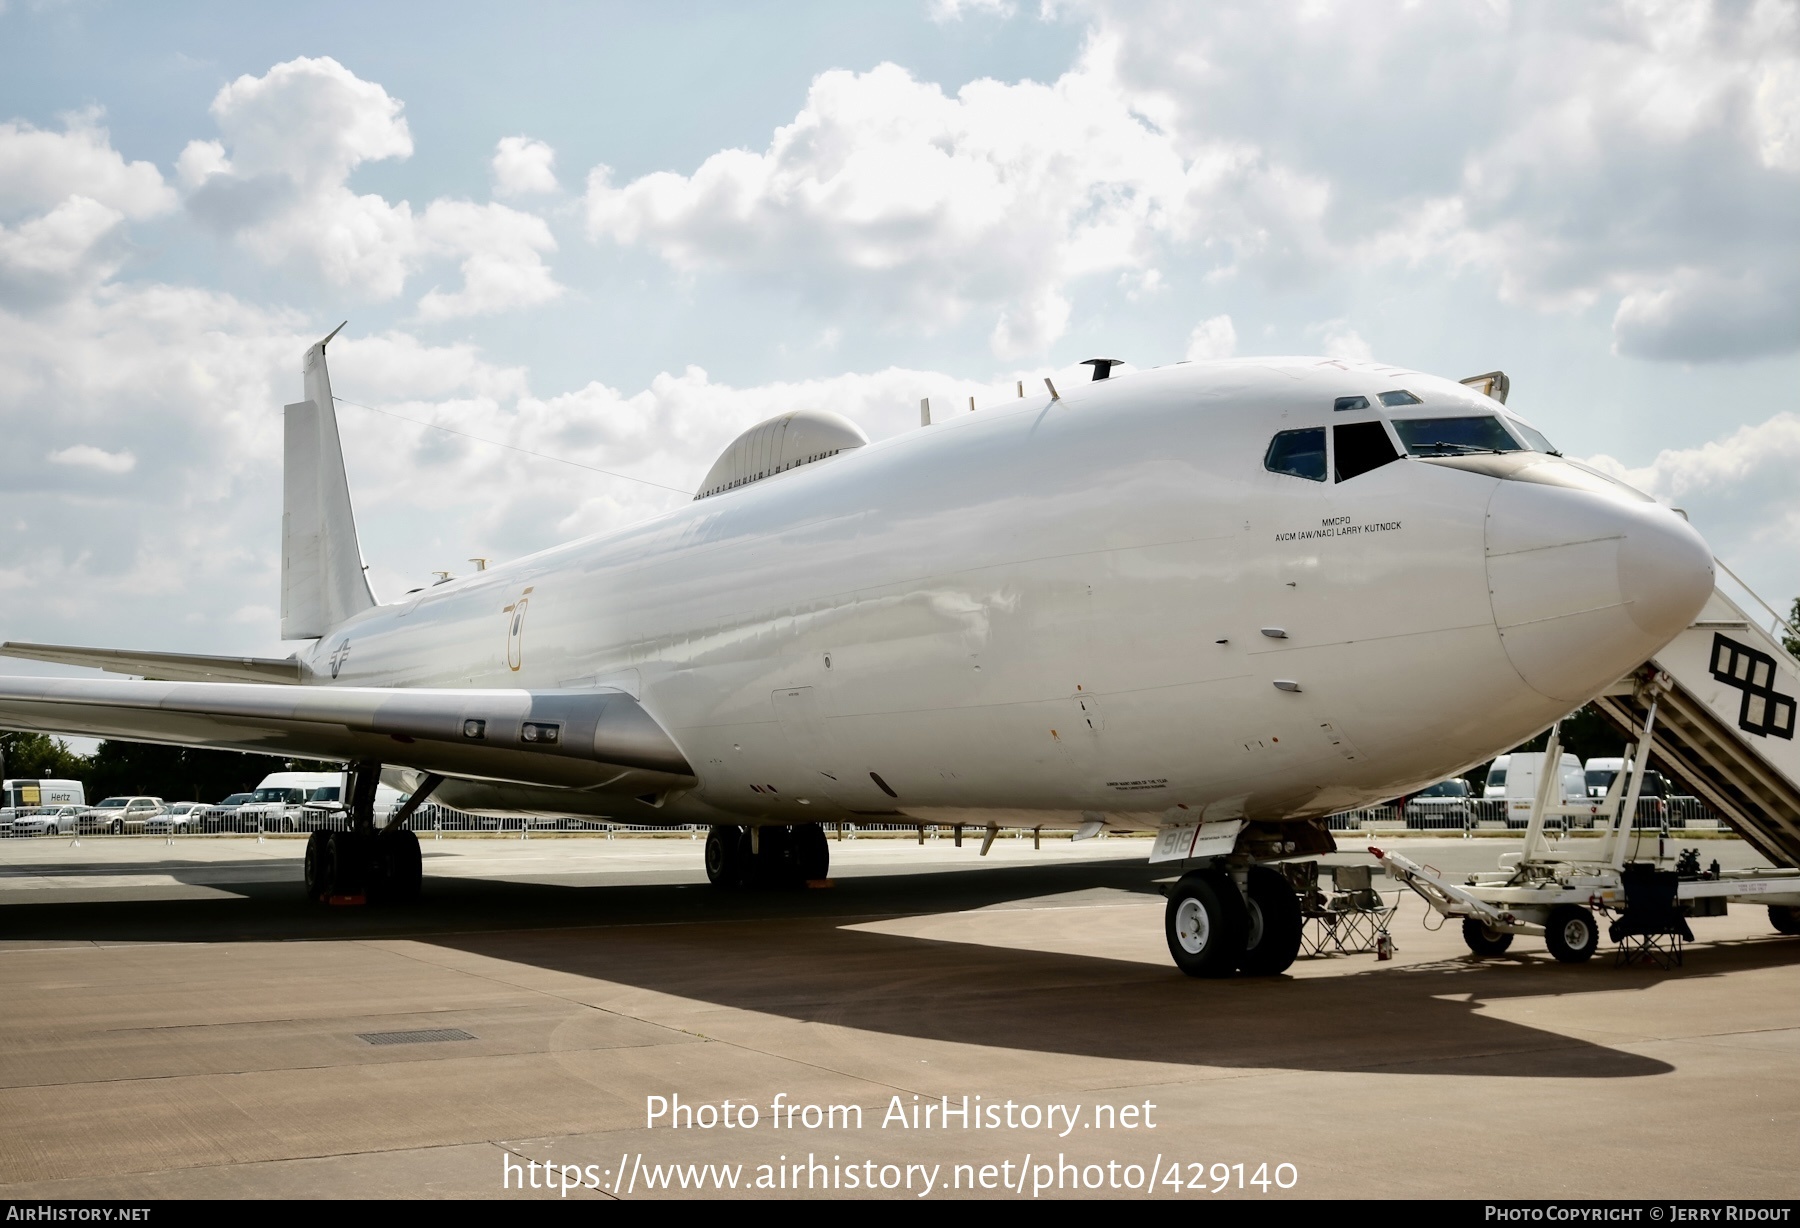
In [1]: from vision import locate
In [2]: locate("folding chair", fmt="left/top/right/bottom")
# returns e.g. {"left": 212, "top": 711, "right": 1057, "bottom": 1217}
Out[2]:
{"left": 1610, "top": 865, "right": 1693, "bottom": 969}
{"left": 1319, "top": 864, "right": 1398, "bottom": 955}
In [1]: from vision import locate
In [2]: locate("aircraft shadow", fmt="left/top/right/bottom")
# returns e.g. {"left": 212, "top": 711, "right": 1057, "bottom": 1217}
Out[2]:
{"left": 11, "top": 853, "right": 1799, "bottom": 1079}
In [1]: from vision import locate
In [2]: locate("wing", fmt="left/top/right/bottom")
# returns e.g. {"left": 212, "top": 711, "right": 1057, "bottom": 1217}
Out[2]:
{"left": 0, "top": 676, "right": 694, "bottom": 794}
{"left": 0, "top": 642, "right": 305, "bottom": 684}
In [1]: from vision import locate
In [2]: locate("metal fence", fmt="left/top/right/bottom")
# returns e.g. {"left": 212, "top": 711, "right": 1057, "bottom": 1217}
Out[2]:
{"left": 1, "top": 794, "right": 1736, "bottom": 840}
{"left": 1325, "top": 796, "right": 1729, "bottom": 832}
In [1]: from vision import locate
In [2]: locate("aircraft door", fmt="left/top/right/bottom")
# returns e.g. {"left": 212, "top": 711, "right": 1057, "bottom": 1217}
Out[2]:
{"left": 771, "top": 686, "right": 892, "bottom": 811}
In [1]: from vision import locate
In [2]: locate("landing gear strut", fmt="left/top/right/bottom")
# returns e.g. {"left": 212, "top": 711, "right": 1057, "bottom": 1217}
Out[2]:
{"left": 303, "top": 762, "right": 429, "bottom": 904}
{"left": 705, "top": 823, "right": 829, "bottom": 888}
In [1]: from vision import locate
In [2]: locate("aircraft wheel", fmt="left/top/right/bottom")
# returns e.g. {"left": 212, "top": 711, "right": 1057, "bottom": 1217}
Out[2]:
{"left": 1236, "top": 865, "right": 1302, "bottom": 976}
{"left": 304, "top": 831, "right": 332, "bottom": 900}
{"left": 1769, "top": 905, "right": 1800, "bottom": 935}
{"left": 1461, "top": 917, "right": 1514, "bottom": 956}
{"left": 1164, "top": 869, "right": 1248, "bottom": 979}
{"left": 370, "top": 828, "right": 422, "bottom": 904}
{"left": 795, "top": 823, "right": 829, "bottom": 881}
{"left": 1545, "top": 904, "right": 1599, "bottom": 963}
{"left": 705, "top": 825, "right": 747, "bottom": 888}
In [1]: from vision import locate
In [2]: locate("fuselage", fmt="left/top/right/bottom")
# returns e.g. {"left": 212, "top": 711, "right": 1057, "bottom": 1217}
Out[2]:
{"left": 303, "top": 358, "right": 1714, "bottom": 830}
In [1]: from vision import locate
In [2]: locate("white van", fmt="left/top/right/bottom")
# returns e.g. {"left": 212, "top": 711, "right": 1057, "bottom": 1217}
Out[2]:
{"left": 298, "top": 778, "right": 406, "bottom": 830}
{"left": 234, "top": 772, "right": 343, "bottom": 832}
{"left": 1487, "top": 751, "right": 1588, "bottom": 827}
{"left": 1584, "top": 758, "right": 1624, "bottom": 800}
{"left": 3, "top": 778, "right": 86, "bottom": 812}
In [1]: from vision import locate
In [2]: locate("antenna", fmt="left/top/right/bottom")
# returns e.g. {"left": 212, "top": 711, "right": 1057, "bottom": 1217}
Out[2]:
{"left": 920, "top": 397, "right": 932, "bottom": 427}
{"left": 468, "top": 558, "right": 489, "bottom": 572}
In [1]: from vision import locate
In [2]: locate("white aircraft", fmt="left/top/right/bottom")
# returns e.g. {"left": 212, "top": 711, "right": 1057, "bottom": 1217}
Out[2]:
{"left": 0, "top": 335, "right": 1714, "bottom": 978}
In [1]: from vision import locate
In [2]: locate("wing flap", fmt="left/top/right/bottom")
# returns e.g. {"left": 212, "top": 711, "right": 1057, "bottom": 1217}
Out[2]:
{"left": 0, "top": 676, "right": 694, "bottom": 792}
{"left": 0, "top": 642, "right": 305, "bottom": 684}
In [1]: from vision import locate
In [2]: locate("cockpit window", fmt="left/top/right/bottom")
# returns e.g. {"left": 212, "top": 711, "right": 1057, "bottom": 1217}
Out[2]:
{"left": 1391, "top": 415, "right": 1523, "bottom": 457}
{"left": 1265, "top": 428, "right": 1327, "bottom": 482}
{"left": 1378, "top": 390, "right": 1422, "bottom": 407}
{"left": 1333, "top": 395, "right": 1370, "bottom": 412}
{"left": 1333, "top": 421, "right": 1402, "bottom": 481}
{"left": 1507, "top": 418, "right": 1559, "bottom": 455}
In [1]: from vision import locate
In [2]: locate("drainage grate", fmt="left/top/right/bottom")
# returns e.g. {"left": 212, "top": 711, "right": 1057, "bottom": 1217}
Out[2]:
{"left": 357, "top": 1027, "right": 477, "bottom": 1046}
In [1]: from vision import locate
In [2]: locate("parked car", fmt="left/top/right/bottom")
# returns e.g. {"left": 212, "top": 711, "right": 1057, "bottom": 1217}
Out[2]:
{"left": 199, "top": 793, "right": 255, "bottom": 832}
{"left": 1402, "top": 778, "right": 1475, "bottom": 828}
{"left": 11, "top": 805, "right": 90, "bottom": 836}
{"left": 146, "top": 801, "right": 208, "bottom": 834}
{"left": 83, "top": 796, "right": 167, "bottom": 834}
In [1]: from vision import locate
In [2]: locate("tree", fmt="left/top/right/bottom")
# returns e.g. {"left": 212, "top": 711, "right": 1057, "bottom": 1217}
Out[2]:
{"left": 85, "top": 741, "right": 336, "bottom": 802}
{"left": 0, "top": 731, "right": 88, "bottom": 781}
{"left": 1784, "top": 597, "right": 1800, "bottom": 659}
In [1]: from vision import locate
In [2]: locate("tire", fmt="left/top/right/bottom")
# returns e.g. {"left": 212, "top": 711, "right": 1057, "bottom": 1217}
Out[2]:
{"left": 1237, "top": 864, "right": 1303, "bottom": 976}
{"left": 371, "top": 828, "right": 422, "bottom": 904}
{"left": 1545, "top": 904, "right": 1599, "bottom": 964}
{"left": 282, "top": 816, "right": 295, "bottom": 833}
{"left": 111, "top": 819, "right": 124, "bottom": 836}
{"left": 1164, "top": 869, "right": 1249, "bottom": 978}
{"left": 794, "top": 823, "right": 829, "bottom": 882}
{"left": 323, "top": 830, "right": 368, "bottom": 897}
{"left": 705, "top": 825, "right": 746, "bottom": 888}
{"left": 1462, "top": 917, "right": 1514, "bottom": 956}
{"left": 304, "top": 831, "right": 331, "bottom": 901}
{"left": 1769, "top": 905, "right": 1800, "bottom": 936}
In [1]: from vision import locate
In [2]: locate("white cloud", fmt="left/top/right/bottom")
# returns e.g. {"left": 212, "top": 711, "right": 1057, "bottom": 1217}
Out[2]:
{"left": 1316, "top": 320, "right": 1372, "bottom": 363}
{"left": 583, "top": 57, "right": 1311, "bottom": 357}
{"left": 1586, "top": 412, "right": 1800, "bottom": 599}
{"left": 181, "top": 56, "right": 418, "bottom": 298}
{"left": 415, "top": 201, "right": 562, "bottom": 320}
{"left": 1184, "top": 314, "right": 1236, "bottom": 361}
{"left": 179, "top": 57, "right": 565, "bottom": 318}
{"left": 492, "top": 136, "right": 559, "bottom": 197}
{"left": 0, "top": 110, "right": 175, "bottom": 220}
{"left": 47, "top": 444, "right": 136, "bottom": 474}
{"left": 1086, "top": 0, "right": 1800, "bottom": 363}
{"left": 0, "top": 197, "right": 128, "bottom": 306}
{"left": 0, "top": 113, "right": 176, "bottom": 308}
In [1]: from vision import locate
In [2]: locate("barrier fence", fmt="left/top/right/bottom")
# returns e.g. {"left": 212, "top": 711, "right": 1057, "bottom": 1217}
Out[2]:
{"left": 0, "top": 795, "right": 1734, "bottom": 840}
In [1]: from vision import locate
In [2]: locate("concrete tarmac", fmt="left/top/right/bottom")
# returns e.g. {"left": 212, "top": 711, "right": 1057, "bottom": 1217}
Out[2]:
{"left": 0, "top": 833, "right": 1796, "bottom": 1200}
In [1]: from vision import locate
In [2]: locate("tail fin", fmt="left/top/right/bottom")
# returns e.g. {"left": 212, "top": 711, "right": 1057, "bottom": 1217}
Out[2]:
{"left": 281, "top": 323, "right": 376, "bottom": 639}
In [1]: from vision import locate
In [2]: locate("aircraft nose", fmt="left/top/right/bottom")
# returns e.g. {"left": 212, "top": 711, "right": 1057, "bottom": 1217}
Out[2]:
{"left": 1485, "top": 480, "right": 1714, "bottom": 702}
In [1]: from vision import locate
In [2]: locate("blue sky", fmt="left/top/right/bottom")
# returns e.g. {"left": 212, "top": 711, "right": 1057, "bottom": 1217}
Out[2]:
{"left": 1, "top": 0, "right": 1797, "bottom": 665}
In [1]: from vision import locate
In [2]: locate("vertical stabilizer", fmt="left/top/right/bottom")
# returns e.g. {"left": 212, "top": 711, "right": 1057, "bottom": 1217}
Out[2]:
{"left": 281, "top": 324, "right": 376, "bottom": 639}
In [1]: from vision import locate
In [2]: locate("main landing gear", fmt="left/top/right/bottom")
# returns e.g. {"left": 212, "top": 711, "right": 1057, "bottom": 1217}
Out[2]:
{"left": 1164, "top": 864, "right": 1302, "bottom": 978}
{"left": 304, "top": 764, "right": 437, "bottom": 904}
{"left": 705, "top": 823, "right": 829, "bottom": 888}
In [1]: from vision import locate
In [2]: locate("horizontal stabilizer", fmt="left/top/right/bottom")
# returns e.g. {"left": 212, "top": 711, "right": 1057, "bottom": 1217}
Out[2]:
{"left": 0, "top": 641, "right": 304, "bottom": 684}
{"left": 0, "top": 676, "right": 694, "bottom": 794}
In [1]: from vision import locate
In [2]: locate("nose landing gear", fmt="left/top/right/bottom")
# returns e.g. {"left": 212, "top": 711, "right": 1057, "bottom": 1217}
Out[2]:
{"left": 1165, "top": 863, "right": 1305, "bottom": 978}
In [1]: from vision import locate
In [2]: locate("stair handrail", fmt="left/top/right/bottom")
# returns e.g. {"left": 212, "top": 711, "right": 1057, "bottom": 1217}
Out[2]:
{"left": 1712, "top": 555, "right": 1800, "bottom": 661}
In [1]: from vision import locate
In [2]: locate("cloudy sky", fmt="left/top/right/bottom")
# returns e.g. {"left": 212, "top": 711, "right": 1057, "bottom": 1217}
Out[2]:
{"left": 1, "top": 0, "right": 1797, "bottom": 669}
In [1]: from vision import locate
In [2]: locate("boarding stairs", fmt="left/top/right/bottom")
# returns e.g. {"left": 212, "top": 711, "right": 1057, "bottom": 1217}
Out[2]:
{"left": 1593, "top": 570, "right": 1800, "bottom": 872}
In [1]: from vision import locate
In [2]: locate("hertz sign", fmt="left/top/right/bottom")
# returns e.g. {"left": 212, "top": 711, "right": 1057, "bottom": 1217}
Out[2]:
{"left": 1709, "top": 633, "right": 1797, "bottom": 740}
